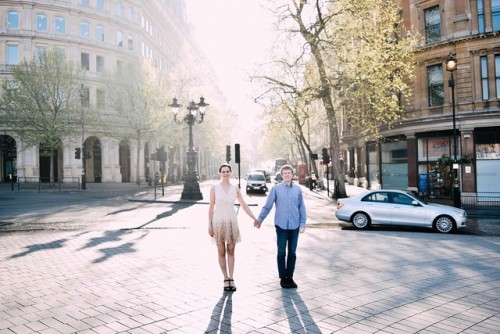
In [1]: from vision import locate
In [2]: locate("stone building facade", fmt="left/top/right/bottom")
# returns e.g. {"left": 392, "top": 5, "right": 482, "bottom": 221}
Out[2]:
{"left": 340, "top": 0, "right": 500, "bottom": 200}
{"left": 0, "top": 0, "right": 191, "bottom": 185}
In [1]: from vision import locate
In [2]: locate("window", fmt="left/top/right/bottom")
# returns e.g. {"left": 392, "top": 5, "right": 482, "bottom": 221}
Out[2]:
{"left": 81, "top": 53, "right": 90, "bottom": 71}
{"left": 97, "top": 0, "right": 104, "bottom": 10}
{"left": 81, "top": 87, "right": 90, "bottom": 108}
{"left": 96, "top": 25, "right": 104, "bottom": 42}
{"left": 493, "top": 0, "right": 500, "bottom": 31}
{"left": 128, "top": 8, "right": 133, "bottom": 21}
{"left": 37, "top": 14, "right": 48, "bottom": 32}
{"left": 116, "top": 31, "right": 123, "bottom": 47}
{"left": 128, "top": 35, "right": 133, "bottom": 50}
{"left": 96, "top": 55, "right": 105, "bottom": 72}
{"left": 8, "top": 10, "right": 20, "bottom": 29}
{"left": 96, "top": 90, "right": 105, "bottom": 109}
{"left": 427, "top": 64, "right": 444, "bottom": 107}
{"left": 481, "top": 56, "right": 490, "bottom": 100}
{"left": 495, "top": 55, "right": 500, "bottom": 98}
{"left": 117, "top": 1, "right": 123, "bottom": 16}
{"left": 55, "top": 16, "right": 66, "bottom": 34}
{"left": 478, "top": 0, "right": 485, "bottom": 33}
{"left": 362, "top": 192, "right": 389, "bottom": 203}
{"left": 7, "top": 45, "right": 19, "bottom": 65}
{"left": 391, "top": 193, "right": 413, "bottom": 206}
{"left": 81, "top": 0, "right": 90, "bottom": 6}
{"left": 117, "top": 60, "right": 123, "bottom": 73}
{"left": 80, "top": 21, "right": 90, "bottom": 39}
{"left": 424, "top": 6, "right": 440, "bottom": 44}
{"left": 36, "top": 46, "right": 47, "bottom": 63}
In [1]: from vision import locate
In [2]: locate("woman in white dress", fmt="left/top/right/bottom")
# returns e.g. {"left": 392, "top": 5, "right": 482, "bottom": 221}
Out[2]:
{"left": 208, "top": 163, "right": 258, "bottom": 291}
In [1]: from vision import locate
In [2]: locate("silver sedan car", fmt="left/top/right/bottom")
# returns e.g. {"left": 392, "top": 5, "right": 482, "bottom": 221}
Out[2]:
{"left": 335, "top": 189, "right": 467, "bottom": 233}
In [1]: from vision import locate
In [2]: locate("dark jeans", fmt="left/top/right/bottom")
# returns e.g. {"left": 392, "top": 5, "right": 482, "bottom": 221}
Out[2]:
{"left": 275, "top": 225, "right": 300, "bottom": 279}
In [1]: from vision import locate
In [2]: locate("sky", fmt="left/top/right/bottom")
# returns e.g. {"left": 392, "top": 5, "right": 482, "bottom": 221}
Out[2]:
{"left": 184, "top": 0, "right": 276, "bottom": 133}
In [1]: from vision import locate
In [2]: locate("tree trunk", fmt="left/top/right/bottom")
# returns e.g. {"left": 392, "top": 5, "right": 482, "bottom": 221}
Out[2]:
{"left": 136, "top": 134, "right": 141, "bottom": 185}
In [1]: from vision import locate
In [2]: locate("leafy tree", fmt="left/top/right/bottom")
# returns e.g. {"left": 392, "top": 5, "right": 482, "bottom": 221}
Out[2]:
{"left": 104, "top": 59, "right": 167, "bottom": 184}
{"left": 0, "top": 49, "right": 85, "bottom": 184}
{"left": 255, "top": 0, "right": 416, "bottom": 197}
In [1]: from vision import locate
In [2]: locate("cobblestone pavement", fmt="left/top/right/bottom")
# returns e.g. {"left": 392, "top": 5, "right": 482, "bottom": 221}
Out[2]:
{"left": 0, "top": 183, "right": 499, "bottom": 333}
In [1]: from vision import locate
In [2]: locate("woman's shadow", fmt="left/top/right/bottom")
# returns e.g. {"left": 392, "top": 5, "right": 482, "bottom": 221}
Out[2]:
{"left": 281, "top": 290, "right": 322, "bottom": 333}
{"left": 205, "top": 292, "right": 233, "bottom": 333}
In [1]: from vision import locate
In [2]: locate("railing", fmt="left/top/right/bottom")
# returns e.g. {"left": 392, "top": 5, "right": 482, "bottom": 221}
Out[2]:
{"left": 420, "top": 192, "right": 500, "bottom": 216}
{"left": 15, "top": 177, "right": 81, "bottom": 192}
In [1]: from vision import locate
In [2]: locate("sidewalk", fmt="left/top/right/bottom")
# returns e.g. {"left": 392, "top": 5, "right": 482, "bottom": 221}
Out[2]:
{"left": 1, "top": 183, "right": 499, "bottom": 333}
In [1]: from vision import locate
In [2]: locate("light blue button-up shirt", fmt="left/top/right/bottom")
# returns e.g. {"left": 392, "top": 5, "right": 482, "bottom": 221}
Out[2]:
{"left": 258, "top": 182, "right": 306, "bottom": 230}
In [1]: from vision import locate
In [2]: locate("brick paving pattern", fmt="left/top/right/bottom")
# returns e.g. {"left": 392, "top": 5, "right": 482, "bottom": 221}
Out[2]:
{"left": 0, "top": 183, "right": 499, "bottom": 333}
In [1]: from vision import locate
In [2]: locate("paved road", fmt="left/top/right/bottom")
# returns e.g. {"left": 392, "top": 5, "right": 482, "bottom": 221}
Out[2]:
{"left": 0, "top": 182, "right": 499, "bottom": 333}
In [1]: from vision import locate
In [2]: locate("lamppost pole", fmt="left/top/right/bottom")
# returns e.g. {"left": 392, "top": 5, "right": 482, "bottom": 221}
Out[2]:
{"left": 446, "top": 53, "right": 460, "bottom": 208}
{"left": 169, "top": 97, "right": 208, "bottom": 200}
{"left": 80, "top": 84, "right": 86, "bottom": 190}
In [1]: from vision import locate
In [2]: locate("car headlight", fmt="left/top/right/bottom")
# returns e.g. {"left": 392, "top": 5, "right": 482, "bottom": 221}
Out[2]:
{"left": 453, "top": 210, "right": 466, "bottom": 217}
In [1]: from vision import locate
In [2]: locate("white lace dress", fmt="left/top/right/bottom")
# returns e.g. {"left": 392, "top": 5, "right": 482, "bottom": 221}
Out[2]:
{"left": 212, "top": 183, "right": 241, "bottom": 244}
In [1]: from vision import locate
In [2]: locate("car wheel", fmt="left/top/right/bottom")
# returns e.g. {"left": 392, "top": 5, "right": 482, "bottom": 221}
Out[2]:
{"left": 434, "top": 216, "right": 455, "bottom": 233}
{"left": 351, "top": 212, "right": 370, "bottom": 229}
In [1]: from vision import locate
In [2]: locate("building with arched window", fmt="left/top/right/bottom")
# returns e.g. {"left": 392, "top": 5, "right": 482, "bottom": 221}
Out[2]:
{"left": 0, "top": 0, "right": 196, "bottom": 185}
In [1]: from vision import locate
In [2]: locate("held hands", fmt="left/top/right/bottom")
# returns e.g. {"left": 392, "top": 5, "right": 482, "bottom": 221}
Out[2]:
{"left": 300, "top": 227, "right": 305, "bottom": 233}
{"left": 253, "top": 219, "right": 261, "bottom": 229}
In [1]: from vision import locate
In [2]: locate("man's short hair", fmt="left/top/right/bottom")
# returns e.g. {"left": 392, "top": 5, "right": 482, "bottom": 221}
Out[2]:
{"left": 280, "top": 164, "right": 294, "bottom": 175}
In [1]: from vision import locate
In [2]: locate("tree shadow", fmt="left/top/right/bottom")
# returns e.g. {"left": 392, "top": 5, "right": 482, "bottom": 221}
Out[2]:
{"left": 8, "top": 238, "right": 68, "bottom": 259}
{"left": 281, "top": 289, "right": 322, "bottom": 333}
{"left": 204, "top": 292, "right": 233, "bottom": 333}
{"left": 79, "top": 229, "right": 132, "bottom": 250}
{"left": 135, "top": 201, "right": 196, "bottom": 229}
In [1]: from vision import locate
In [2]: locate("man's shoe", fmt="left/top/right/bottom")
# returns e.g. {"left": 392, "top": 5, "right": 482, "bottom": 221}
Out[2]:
{"left": 280, "top": 278, "right": 291, "bottom": 288}
{"left": 287, "top": 277, "right": 298, "bottom": 288}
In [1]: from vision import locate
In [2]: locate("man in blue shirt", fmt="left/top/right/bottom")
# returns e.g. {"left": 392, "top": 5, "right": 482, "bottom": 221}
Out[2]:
{"left": 255, "top": 165, "right": 307, "bottom": 288}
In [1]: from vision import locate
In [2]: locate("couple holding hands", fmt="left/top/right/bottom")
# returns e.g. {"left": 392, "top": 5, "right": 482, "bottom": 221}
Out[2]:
{"left": 208, "top": 163, "right": 307, "bottom": 291}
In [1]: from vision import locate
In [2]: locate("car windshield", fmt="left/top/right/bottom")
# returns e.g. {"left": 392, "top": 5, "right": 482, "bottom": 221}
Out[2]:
{"left": 249, "top": 174, "right": 265, "bottom": 181}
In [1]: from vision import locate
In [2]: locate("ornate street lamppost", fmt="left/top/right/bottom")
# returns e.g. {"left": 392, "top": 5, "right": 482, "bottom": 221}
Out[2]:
{"left": 169, "top": 97, "right": 208, "bottom": 200}
{"left": 80, "top": 84, "right": 87, "bottom": 190}
{"left": 446, "top": 52, "right": 461, "bottom": 208}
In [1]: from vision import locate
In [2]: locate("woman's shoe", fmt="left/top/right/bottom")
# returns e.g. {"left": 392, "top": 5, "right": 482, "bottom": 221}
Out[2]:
{"left": 228, "top": 279, "right": 237, "bottom": 291}
{"left": 224, "top": 279, "right": 231, "bottom": 291}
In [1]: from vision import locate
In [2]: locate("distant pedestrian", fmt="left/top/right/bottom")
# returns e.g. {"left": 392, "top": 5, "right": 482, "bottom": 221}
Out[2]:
{"left": 254, "top": 164, "right": 307, "bottom": 288}
{"left": 209, "top": 163, "right": 258, "bottom": 292}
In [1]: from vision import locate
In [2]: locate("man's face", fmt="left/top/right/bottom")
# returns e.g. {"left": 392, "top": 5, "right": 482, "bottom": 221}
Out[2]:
{"left": 281, "top": 169, "right": 293, "bottom": 182}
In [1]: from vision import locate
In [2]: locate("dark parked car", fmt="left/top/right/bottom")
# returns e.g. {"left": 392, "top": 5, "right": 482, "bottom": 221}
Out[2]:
{"left": 335, "top": 189, "right": 467, "bottom": 233}
{"left": 246, "top": 172, "right": 268, "bottom": 194}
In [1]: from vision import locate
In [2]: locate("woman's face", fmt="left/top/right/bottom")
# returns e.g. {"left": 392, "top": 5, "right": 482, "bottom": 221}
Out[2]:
{"left": 220, "top": 167, "right": 231, "bottom": 179}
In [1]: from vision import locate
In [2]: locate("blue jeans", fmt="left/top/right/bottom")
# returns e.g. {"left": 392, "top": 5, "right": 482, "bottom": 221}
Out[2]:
{"left": 275, "top": 226, "right": 300, "bottom": 279}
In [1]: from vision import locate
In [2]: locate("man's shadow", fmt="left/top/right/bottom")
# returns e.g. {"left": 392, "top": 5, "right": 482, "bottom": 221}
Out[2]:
{"left": 281, "top": 290, "right": 322, "bottom": 333}
{"left": 205, "top": 292, "right": 233, "bottom": 333}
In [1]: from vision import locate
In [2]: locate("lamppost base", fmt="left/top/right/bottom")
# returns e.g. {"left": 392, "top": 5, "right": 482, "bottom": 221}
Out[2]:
{"left": 181, "top": 174, "right": 203, "bottom": 201}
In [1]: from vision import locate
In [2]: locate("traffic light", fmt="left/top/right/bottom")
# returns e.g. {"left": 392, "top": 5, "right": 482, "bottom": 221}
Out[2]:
{"left": 226, "top": 145, "right": 231, "bottom": 163}
{"left": 156, "top": 146, "right": 167, "bottom": 161}
{"left": 235, "top": 143, "right": 240, "bottom": 163}
{"left": 75, "top": 147, "right": 81, "bottom": 159}
{"left": 321, "top": 147, "right": 330, "bottom": 165}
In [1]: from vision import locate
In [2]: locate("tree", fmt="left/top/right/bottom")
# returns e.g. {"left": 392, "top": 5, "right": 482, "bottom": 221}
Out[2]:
{"left": 104, "top": 59, "right": 167, "bottom": 184}
{"left": 0, "top": 49, "right": 85, "bottom": 184}
{"left": 255, "top": 0, "right": 416, "bottom": 197}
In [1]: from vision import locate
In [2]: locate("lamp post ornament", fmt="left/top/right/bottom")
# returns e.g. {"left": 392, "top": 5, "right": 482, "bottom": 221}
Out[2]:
{"left": 169, "top": 97, "right": 209, "bottom": 200}
{"left": 446, "top": 52, "right": 461, "bottom": 208}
